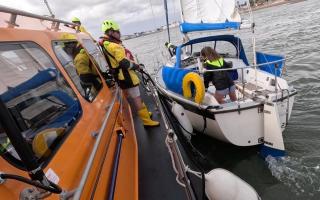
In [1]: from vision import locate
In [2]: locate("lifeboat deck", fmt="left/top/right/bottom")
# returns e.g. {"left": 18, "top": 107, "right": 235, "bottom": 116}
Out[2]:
{"left": 133, "top": 85, "right": 189, "bottom": 200}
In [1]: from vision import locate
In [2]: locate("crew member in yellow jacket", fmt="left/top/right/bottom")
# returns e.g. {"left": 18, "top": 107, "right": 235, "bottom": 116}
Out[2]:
{"left": 71, "top": 17, "right": 89, "bottom": 33}
{"left": 74, "top": 48, "right": 102, "bottom": 94}
{"left": 100, "top": 19, "right": 159, "bottom": 127}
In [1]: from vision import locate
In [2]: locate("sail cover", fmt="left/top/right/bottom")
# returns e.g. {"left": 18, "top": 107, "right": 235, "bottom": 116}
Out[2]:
{"left": 180, "top": 0, "right": 241, "bottom": 23}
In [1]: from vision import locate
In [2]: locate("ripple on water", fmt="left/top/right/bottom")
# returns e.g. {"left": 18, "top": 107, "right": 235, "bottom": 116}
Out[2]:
{"left": 266, "top": 156, "right": 320, "bottom": 198}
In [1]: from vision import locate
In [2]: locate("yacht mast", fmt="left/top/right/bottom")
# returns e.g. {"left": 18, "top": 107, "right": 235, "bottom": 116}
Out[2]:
{"left": 163, "top": 0, "right": 171, "bottom": 42}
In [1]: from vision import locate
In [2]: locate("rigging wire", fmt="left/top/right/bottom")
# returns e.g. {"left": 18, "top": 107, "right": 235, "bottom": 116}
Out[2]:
{"left": 171, "top": 0, "right": 181, "bottom": 44}
{"left": 147, "top": 0, "right": 164, "bottom": 71}
{"left": 212, "top": 0, "right": 230, "bottom": 21}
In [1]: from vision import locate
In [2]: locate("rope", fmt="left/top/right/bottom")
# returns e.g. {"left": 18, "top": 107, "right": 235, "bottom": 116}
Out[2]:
{"left": 0, "top": 173, "right": 62, "bottom": 193}
{"left": 185, "top": 166, "right": 202, "bottom": 178}
{"left": 165, "top": 135, "right": 187, "bottom": 187}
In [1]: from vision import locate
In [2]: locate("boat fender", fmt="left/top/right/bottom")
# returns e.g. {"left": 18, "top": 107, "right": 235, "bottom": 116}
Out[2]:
{"left": 202, "top": 86, "right": 219, "bottom": 105}
{"left": 182, "top": 72, "right": 205, "bottom": 104}
{"left": 205, "top": 168, "right": 260, "bottom": 200}
{"left": 162, "top": 66, "right": 191, "bottom": 94}
{"left": 171, "top": 102, "right": 194, "bottom": 136}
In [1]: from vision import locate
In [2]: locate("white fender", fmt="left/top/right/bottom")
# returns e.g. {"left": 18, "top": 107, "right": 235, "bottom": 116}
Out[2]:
{"left": 203, "top": 93, "right": 220, "bottom": 106}
{"left": 171, "top": 102, "right": 194, "bottom": 137}
{"left": 202, "top": 86, "right": 219, "bottom": 105}
{"left": 261, "top": 102, "right": 285, "bottom": 157}
{"left": 207, "top": 85, "right": 216, "bottom": 95}
{"left": 205, "top": 168, "right": 260, "bottom": 200}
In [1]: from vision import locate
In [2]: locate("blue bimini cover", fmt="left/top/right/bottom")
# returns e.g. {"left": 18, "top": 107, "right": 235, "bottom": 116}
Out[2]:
{"left": 256, "top": 52, "right": 285, "bottom": 77}
{"left": 179, "top": 22, "right": 241, "bottom": 34}
{"left": 162, "top": 66, "right": 192, "bottom": 94}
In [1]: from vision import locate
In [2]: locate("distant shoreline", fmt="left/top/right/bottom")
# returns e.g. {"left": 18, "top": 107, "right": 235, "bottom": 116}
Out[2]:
{"left": 123, "top": 0, "right": 306, "bottom": 41}
{"left": 249, "top": 0, "right": 306, "bottom": 12}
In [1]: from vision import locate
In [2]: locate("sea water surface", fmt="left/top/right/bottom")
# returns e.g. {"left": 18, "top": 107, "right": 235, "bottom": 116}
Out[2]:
{"left": 124, "top": 0, "right": 320, "bottom": 199}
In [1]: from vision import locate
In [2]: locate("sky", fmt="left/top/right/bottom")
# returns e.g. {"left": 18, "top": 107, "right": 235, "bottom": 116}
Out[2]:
{"left": 0, "top": 0, "right": 180, "bottom": 38}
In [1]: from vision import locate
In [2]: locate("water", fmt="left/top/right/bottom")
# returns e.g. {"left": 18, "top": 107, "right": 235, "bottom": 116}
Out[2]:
{"left": 124, "top": 0, "right": 320, "bottom": 199}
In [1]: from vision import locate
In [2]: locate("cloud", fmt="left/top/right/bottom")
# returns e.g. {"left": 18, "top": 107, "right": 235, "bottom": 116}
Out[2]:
{"left": 0, "top": 0, "right": 180, "bottom": 38}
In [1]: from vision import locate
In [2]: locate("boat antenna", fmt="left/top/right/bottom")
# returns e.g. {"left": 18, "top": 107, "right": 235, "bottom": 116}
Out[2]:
{"left": 43, "top": 0, "right": 55, "bottom": 18}
{"left": 163, "top": 0, "right": 171, "bottom": 42}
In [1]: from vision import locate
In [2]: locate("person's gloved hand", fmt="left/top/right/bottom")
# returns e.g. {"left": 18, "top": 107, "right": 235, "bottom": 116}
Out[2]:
{"left": 138, "top": 64, "right": 146, "bottom": 72}
{"left": 139, "top": 63, "right": 145, "bottom": 69}
{"left": 130, "top": 63, "right": 139, "bottom": 70}
{"left": 98, "top": 37, "right": 105, "bottom": 46}
{"left": 131, "top": 63, "right": 145, "bottom": 72}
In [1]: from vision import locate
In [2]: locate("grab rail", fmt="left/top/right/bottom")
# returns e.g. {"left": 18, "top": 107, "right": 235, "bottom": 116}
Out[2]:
{"left": 0, "top": 5, "right": 76, "bottom": 29}
{"left": 107, "top": 129, "right": 124, "bottom": 200}
{"left": 72, "top": 88, "right": 119, "bottom": 200}
{"left": 201, "top": 58, "right": 285, "bottom": 73}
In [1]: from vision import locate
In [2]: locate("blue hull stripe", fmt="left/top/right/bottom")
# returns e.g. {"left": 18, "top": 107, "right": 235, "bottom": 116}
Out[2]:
{"left": 260, "top": 145, "right": 285, "bottom": 158}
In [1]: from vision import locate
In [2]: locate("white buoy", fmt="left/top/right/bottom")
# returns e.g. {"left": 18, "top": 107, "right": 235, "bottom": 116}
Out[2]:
{"left": 261, "top": 102, "right": 285, "bottom": 157}
{"left": 171, "top": 102, "right": 193, "bottom": 138}
{"left": 205, "top": 168, "right": 260, "bottom": 200}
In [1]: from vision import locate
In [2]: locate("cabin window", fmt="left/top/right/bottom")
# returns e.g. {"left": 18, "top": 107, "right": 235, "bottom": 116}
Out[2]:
{"left": 53, "top": 41, "right": 103, "bottom": 102}
{"left": 185, "top": 41, "right": 238, "bottom": 59}
{"left": 82, "top": 39, "right": 109, "bottom": 73}
{"left": 212, "top": 41, "right": 237, "bottom": 58}
{"left": 0, "top": 42, "right": 82, "bottom": 169}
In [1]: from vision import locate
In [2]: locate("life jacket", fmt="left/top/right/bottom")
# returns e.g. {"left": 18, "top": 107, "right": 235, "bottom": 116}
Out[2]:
{"left": 205, "top": 57, "right": 224, "bottom": 68}
{"left": 99, "top": 36, "right": 140, "bottom": 89}
{"left": 125, "top": 48, "right": 135, "bottom": 61}
{"left": 99, "top": 36, "right": 134, "bottom": 60}
{"left": 204, "top": 57, "right": 234, "bottom": 90}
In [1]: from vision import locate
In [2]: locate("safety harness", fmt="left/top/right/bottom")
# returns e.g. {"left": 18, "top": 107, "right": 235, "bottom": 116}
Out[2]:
{"left": 99, "top": 36, "right": 138, "bottom": 89}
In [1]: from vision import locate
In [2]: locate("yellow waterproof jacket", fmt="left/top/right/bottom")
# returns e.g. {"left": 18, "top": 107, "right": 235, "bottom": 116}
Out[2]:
{"left": 74, "top": 49, "right": 97, "bottom": 75}
{"left": 75, "top": 25, "right": 95, "bottom": 41}
{"left": 75, "top": 25, "right": 88, "bottom": 34}
{"left": 103, "top": 41, "right": 139, "bottom": 88}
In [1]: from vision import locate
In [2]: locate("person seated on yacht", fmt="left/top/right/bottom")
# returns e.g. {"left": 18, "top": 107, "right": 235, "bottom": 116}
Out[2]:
{"left": 200, "top": 46, "right": 237, "bottom": 104}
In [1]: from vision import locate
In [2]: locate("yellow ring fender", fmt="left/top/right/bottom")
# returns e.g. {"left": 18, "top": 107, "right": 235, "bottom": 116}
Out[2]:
{"left": 32, "top": 128, "right": 65, "bottom": 158}
{"left": 182, "top": 72, "right": 205, "bottom": 104}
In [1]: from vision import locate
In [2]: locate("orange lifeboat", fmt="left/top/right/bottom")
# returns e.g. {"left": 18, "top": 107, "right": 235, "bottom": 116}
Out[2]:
{"left": 0, "top": 6, "right": 137, "bottom": 199}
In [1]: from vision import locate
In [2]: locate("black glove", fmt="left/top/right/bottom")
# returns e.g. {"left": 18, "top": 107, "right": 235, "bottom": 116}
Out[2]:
{"left": 139, "top": 63, "right": 145, "bottom": 69}
{"left": 131, "top": 63, "right": 140, "bottom": 70}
